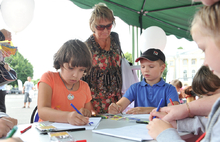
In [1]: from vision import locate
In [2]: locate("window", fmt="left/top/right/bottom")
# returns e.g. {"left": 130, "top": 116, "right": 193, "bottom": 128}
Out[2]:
{"left": 192, "top": 70, "right": 195, "bottom": 78}
{"left": 183, "top": 70, "right": 187, "bottom": 81}
{"left": 170, "top": 61, "right": 174, "bottom": 66}
{"left": 191, "top": 59, "right": 196, "bottom": 65}
{"left": 183, "top": 59, "right": 187, "bottom": 65}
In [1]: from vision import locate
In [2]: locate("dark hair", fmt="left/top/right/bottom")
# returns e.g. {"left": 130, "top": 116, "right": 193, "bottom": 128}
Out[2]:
{"left": 53, "top": 39, "right": 93, "bottom": 74}
{"left": 192, "top": 65, "right": 220, "bottom": 95}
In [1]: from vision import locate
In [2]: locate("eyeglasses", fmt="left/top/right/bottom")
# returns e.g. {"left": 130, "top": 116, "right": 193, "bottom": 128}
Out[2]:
{"left": 95, "top": 23, "right": 113, "bottom": 31}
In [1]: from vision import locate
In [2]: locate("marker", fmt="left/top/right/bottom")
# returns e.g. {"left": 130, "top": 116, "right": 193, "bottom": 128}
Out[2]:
{"left": 169, "top": 98, "right": 174, "bottom": 105}
{"left": 6, "top": 125, "right": 18, "bottom": 138}
{"left": 70, "top": 103, "right": 91, "bottom": 126}
{"left": 153, "top": 98, "right": 163, "bottom": 119}
{"left": 196, "top": 132, "right": 206, "bottom": 142}
{"left": 40, "top": 128, "right": 85, "bottom": 135}
{"left": 136, "top": 120, "right": 149, "bottom": 124}
{"left": 75, "top": 140, "right": 87, "bottom": 142}
{"left": 20, "top": 125, "right": 32, "bottom": 134}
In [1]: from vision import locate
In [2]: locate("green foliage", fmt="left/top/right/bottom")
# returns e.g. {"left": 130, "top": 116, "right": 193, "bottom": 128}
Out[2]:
{"left": 162, "top": 61, "right": 168, "bottom": 81}
{"left": 178, "top": 47, "right": 183, "bottom": 49}
{"left": 124, "top": 52, "right": 133, "bottom": 64}
{"left": 5, "top": 51, "right": 33, "bottom": 87}
{"left": 32, "top": 79, "right": 40, "bottom": 85}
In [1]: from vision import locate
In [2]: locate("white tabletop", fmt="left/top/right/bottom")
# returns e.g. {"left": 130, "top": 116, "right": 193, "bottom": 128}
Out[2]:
{"left": 13, "top": 116, "right": 192, "bottom": 142}
{"left": 13, "top": 118, "right": 157, "bottom": 142}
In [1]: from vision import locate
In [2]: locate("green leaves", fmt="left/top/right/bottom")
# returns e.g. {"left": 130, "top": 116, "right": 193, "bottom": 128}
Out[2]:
{"left": 5, "top": 51, "right": 33, "bottom": 87}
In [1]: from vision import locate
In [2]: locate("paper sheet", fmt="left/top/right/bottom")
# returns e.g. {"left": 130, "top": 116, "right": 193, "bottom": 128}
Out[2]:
{"left": 52, "top": 117, "right": 101, "bottom": 130}
{"left": 121, "top": 114, "right": 150, "bottom": 120}
{"left": 93, "top": 124, "right": 153, "bottom": 141}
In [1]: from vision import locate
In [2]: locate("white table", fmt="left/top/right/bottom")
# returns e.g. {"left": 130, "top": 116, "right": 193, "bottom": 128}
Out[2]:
{"left": 13, "top": 118, "right": 193, "bottom": 142}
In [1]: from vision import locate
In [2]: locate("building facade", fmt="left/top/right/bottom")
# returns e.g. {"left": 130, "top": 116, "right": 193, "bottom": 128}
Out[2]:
{"left": 166, "top": 49, "right": 204, "bottom": 86}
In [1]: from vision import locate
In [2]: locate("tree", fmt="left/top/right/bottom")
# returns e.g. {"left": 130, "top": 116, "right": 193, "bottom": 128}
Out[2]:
{"left": 162, "top": 61, "right": 168, "bottom": 82}
{"left": 5, "top": 51, "right": 33, "bottom": 87}
{"left": 124, "top": 52, "right": 133, "bottom": 64}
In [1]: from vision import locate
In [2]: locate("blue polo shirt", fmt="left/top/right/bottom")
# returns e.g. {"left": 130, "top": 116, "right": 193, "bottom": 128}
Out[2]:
{"left": 123, "top": 78, "right": 179, "bottom": 107}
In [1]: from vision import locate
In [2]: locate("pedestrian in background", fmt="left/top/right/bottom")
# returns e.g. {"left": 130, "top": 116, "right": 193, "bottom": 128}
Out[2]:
{"left": 22, "top": 76, "right": 34, "bottom": 108}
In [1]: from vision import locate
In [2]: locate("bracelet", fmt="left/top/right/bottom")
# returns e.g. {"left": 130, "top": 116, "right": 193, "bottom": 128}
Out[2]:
{"left": 185, "top": 102, "right": 193, "bottom": 117}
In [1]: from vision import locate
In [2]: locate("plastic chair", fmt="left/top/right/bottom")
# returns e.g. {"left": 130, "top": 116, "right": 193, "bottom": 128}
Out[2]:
{"left": 30, "top": 106, "right": 39, "bottom": 123}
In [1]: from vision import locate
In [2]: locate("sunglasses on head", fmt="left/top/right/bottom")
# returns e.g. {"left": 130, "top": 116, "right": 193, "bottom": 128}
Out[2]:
{"left": 95, "top": 23, "right": 113, "bottom": 31}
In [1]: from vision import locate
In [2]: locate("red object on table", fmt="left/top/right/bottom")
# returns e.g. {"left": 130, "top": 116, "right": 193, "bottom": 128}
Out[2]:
{"left": 20, "top": 125, "right": 32, "bottom": 134}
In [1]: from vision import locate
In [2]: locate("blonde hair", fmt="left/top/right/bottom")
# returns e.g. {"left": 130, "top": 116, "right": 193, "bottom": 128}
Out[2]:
{"left": 89, "top": 3, "right": 115, "bottom": 32}
{"left": 191, "top": 1, "right": 220, "bottom": 43}
{"left": 171, "top": 79, "right": 182, "bottom": 89}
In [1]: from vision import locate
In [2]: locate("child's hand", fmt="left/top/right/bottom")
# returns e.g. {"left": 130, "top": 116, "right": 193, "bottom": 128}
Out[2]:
{"left": 80, "top": 108, "right": 91, "bottom": 117}
{"left": 67, "top": 111, "right": 89, "bottom": 126}
{"left": 108, "top": 103, "right": 122, "bottom": 114}
{"left": 146, "top": 118, "right": 173, "bottom": 139}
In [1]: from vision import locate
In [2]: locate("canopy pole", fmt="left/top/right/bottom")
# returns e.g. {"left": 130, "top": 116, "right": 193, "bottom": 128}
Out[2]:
{"left": 132, "top": 26, "right": 135, "bottom": 63}
{"left": 136, "top": 26, "right": 139, "bottom": 77}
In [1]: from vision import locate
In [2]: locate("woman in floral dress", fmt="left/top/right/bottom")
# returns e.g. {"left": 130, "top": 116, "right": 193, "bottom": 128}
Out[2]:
{"left": 83, "top": 3, "right": 122, "bottom": 114}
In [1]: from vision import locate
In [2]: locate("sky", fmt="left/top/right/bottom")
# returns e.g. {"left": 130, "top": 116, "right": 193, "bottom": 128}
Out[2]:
{"left": 0, "top": 0, "right": 199, "bottom": 81}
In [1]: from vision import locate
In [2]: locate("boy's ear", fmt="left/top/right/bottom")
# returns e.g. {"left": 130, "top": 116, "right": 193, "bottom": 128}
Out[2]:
{"left": 161, "top": 63, "right": 166, "bottom": 73}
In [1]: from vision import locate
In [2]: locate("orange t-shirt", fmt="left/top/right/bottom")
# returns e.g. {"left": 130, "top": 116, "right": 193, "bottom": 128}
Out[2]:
{"left": 38, "top": 71, "right": 92, "bottom": 112}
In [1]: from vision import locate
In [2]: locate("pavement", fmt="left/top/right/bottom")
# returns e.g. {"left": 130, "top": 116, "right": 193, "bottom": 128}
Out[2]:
{"left": 5, "top": 93, "right": 37, "bottom": 125}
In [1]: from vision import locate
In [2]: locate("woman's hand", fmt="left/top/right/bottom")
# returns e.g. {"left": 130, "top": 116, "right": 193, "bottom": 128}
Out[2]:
{"left": 146, "top": 118, "right": 173, "bottom": 139}
{"left": 0, "top": 117, "right": 17, "bottom": 138}
{"left": 0, "top": 29, "right": 11, "bottom": 41}
{"left": 80, "top": 108, "right": 91, "bottom": 117}
{"left": 67, "top": 111, "right": 89, "bottom": 126}
{"left": 149, "top": 104, "right": 188, "bottom": 122}
{"left": 4, "top": 63, "right": 11, "bottom": 71}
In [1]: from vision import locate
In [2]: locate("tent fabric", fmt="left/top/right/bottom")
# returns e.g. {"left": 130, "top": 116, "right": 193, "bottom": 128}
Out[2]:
{"left": 70, "top": 0, "right": 203, "bottom": 41}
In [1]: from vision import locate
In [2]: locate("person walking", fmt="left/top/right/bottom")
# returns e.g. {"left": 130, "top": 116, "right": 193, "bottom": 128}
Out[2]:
{"left": 22, "top": 76, "right": 34, "bottom": 108}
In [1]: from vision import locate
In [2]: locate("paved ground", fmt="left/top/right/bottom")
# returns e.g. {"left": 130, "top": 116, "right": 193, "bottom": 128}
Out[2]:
{"left": 5, "top": 94, "right": 37, "bottom": 125}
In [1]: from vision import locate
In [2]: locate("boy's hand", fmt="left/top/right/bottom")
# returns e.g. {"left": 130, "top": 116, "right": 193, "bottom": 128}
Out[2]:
{"left": 80, "top": 108, "right": 91, "bottom": 117}
{"left": 146, "top": 118, "right": 173, "bottom": 139}
{"left": 67, "top": 111, "right": 89, "bottom": 126}
{"left": 108, "top": 103, "right": 122, "bottom": 114}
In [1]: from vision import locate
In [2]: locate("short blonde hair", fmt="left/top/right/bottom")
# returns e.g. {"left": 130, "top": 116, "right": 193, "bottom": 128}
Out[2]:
{"left": 191, "top": 1, "right": 220, "bottom": 44}
{"left": 89, "top": 3, "right": 115, "bottom": 32}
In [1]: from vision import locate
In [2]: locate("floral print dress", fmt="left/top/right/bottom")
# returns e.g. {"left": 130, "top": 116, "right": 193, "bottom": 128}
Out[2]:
{"left": 83, "top": 32, "right": 122, "bottom": 114}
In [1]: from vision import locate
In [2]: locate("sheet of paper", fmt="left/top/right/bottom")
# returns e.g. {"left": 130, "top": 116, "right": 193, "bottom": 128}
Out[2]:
{"left": 52, "top": 117, "right": 101, "bottom": 130}
{"left": 93, "top": 124, "right": 153, "bottom": 141}
{"left": 122, "top": 114, "right": 150, "bottom": 120}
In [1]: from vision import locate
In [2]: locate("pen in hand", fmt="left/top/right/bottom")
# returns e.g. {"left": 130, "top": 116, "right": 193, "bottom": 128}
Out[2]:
{"left": 169, "top": 98, "right": 174, "bottom": 105}
{"left": 70, "top": 103, "right": 92, "bottom": 125}
{"left": 153, "top": 98, "right": 163, "bottom": 119}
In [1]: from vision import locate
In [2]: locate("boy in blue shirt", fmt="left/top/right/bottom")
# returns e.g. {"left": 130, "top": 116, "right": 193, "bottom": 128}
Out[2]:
{"left": 108, "top": 48, "right": 179, "bottom": 114}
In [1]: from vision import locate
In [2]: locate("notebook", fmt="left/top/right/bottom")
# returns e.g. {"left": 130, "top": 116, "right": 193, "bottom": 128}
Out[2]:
{"left": 36, "top": 117, "right": 101, "bottom": 132}
{"left": 92, "top": 124, "right": 153, "bottom": 141}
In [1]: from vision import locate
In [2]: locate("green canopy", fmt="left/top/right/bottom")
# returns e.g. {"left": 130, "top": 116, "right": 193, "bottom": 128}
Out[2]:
{"left": 70, "top": 0, "right": 203, "bottom": 41}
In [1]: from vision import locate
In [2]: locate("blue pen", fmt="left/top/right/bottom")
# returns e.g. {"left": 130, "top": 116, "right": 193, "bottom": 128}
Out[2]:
{"left": 70, "top": 103, "right": 82, "bottom": 115}
{"left": 70, "top": 103, "right": 92, "bottom": 126}
{"left": 153, "top": 98, "right": 163, "bottom": 119}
